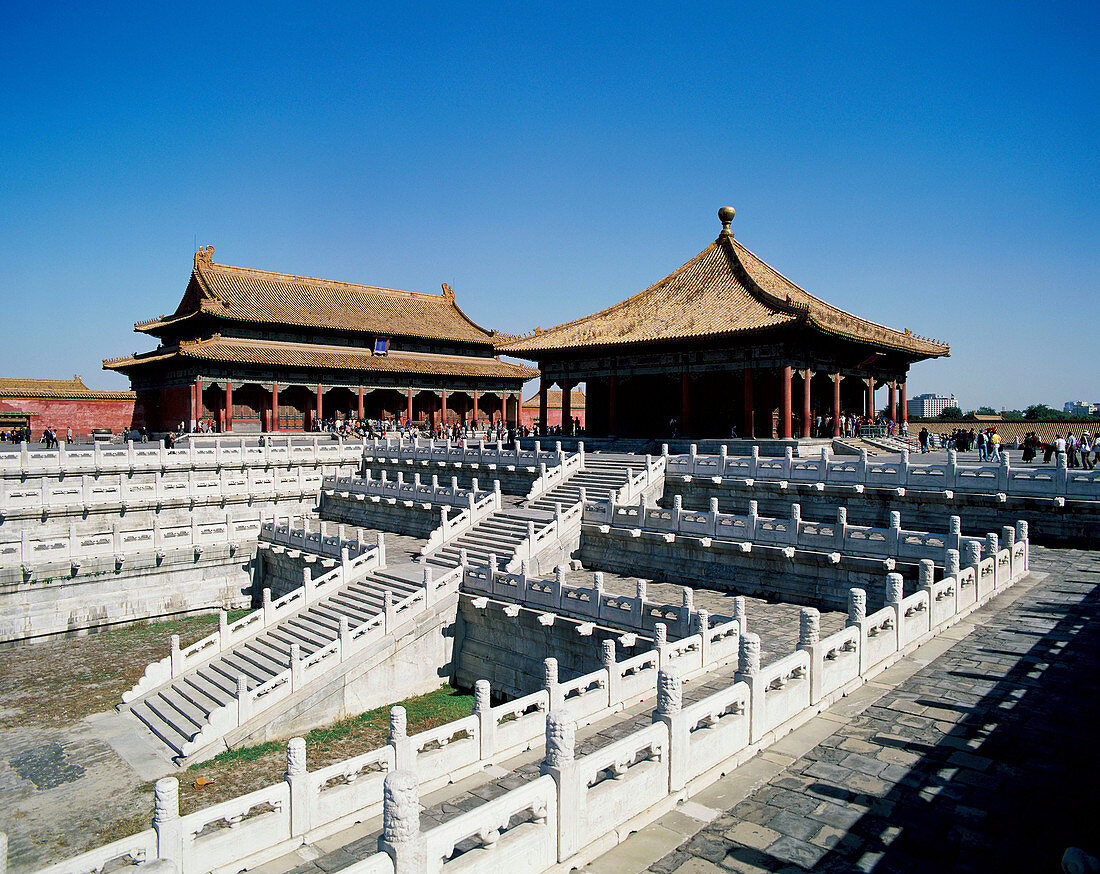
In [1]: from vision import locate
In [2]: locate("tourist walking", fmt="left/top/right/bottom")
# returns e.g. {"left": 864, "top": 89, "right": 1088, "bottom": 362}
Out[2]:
{"left": 1066, "top": 432, "right": 1079, "bottom": 468}
{"left": 1081, "top": 432, "right": 1094, "bottom": 470}
{"left": 918, "top": 426, "right": 929, "bottom": 453}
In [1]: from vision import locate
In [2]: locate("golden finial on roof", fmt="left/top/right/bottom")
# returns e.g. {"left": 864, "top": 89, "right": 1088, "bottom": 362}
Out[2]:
{"left": 194, "top": 245, "right": 215, "bottom": 269}
{"left": 718, "top": 206, "right": 735, "bottom": 235}
{"left": 441, "top": 282, "right": 455, "bottom": 301}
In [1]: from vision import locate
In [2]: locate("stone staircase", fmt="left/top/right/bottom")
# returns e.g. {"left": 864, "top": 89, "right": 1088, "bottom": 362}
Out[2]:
{"left": 424, "top": 505, "right": 551, "bottom": 571}
{"left": 528, "top": 452, "right": 639, "bottom": 511}
{"left": 423, "top": 454, "right": 641, "bottom": 572}
{"left": 125, "top": 566, "right": 424, "bottom": 759}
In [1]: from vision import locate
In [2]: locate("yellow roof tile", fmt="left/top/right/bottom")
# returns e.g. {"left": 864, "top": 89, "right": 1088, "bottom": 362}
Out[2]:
{"left": 137, "top": 249, "right": 499, "bottom": 345}
{"left": 503, "top": 230, "right": 949, "bottom": 358}
{"left": 105, "top": 336, "right": 537, "bottom": 381}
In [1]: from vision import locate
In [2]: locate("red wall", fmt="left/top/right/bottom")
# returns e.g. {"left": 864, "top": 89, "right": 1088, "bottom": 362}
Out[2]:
{"left": 520, "top": 405, "right": 586, "bottom": 429}
{"left": 0, "top": 397, "right": 143, "bottom": 439}
{"left": 155, "top": 385, "right": 193, "bottom": 432}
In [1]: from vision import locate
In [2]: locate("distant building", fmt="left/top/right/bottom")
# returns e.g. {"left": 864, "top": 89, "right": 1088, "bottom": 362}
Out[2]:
{"left": 521, "top": 388, "right": 586, "bottom": 430}
{"left": 0, "top": 376, "right": 141, "bottom": 439}
{"left": 503, "top": 208, "right": 949, "bottom": 438}
{"left": 104, "top": 247, "right": 536, "bottom": 433}
{"left": 907, "top": 393, "right": 957, "bottom": 418}
{"left": 1064, "top": 401, "right": 1098, "bottom": 417}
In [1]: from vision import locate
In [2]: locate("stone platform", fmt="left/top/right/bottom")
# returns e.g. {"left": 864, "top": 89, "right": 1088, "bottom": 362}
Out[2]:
{"left": 580, "top": 544, "right": 1099, "bottom": 873}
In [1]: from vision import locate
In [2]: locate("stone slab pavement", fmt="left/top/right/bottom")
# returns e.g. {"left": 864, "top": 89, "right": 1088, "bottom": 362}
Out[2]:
{"left": 579, "top": 544, "right": 1100, "bottom": 873}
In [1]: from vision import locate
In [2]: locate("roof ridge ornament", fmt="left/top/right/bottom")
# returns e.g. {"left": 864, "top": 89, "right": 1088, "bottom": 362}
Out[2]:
{"left": 718, "top": 206, "right": 735, "bottom": 236}
{"left": 194, "top": 245, "right": 215, "bottom": 269}
{"left": 441, "top": 282, "right": 455, "bottom": 301}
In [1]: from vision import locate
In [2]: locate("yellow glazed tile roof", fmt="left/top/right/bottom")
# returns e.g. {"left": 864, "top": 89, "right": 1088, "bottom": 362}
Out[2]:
{"left": 503, "top": 229, "right": 949, "bottom": 358}
{"left": 136, "top": 247, "right": 501, "bottom": 345}
{"left": 105, "top": 336, "right": 537, "bottom": 381}
{"left": 0, "top": 376, "right": 135, "bottom": 400}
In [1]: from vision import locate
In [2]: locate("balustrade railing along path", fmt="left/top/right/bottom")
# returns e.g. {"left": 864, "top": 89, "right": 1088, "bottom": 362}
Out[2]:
{"left": 34, "top": 522, "right": 1032, "bottom": 874}
{"left": 2, "top": 512, "right": 260, "bottom": 573}
{"left": 424, "top": 450, "right": 655, "bottom": 573}
{"left": 585, "top": 496, "right": 990, "bottom": 570}
{"left": 1, "top": 435, "right": 363, "bottom": 478}
{"left": 121, "top": 529, "right": 464, "bottom": 761}
{"left": 362, "top": 437, "right": 569, "bottom": 472}
{"left": 259, "top": 516, "right": 376, "bottom": 564}
{"left": 665, "top": 444, "right": 1100, "bottom": 501}
{"left": 0, "top": 465, "right": 332, "bottom": 526}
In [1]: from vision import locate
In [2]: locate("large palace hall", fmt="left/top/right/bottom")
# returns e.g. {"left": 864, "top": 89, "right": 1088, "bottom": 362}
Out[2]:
{"left": 503, "top": 207, "right": 949, "bottom": 438}
{"left": 104, "top": 209, "right": 947, "bottom": 437}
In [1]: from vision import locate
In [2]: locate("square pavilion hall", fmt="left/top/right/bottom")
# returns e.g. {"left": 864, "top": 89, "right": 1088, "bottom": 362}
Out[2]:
{"left": 502, "top": 207, "right": 949, "bottom": 439}
{"left": 104, "top": 246, "right": 537, "bottom": 433}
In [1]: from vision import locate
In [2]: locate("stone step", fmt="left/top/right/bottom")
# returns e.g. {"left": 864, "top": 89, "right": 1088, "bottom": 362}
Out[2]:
{"left": 312, "top": 600, "right": 374, "bottom": 627}
{"left": 281, "top": 617, "right": 336, "bottom": 649}
{"left": 131, "top": 702, "right": 191, "bottom": 755}
{"left": 267, "top": 626, "right": 326, "bottom": 657}
{"left": 211, "top": 653, "right": 278, "bottom": 688}
{"left": 294, "top": 609, "right": 342, "bottom": 637}
{"left": 230, "top": 640, "right": 289, "bottom": 678}
{"left": 125, "top": 568, "right": 437, "bottom": 759}
{"left": 180, "top": 672, "right": 234, "bottom": 709}
{"left": 151, "top": 687, "right": 209, "bottom": 733}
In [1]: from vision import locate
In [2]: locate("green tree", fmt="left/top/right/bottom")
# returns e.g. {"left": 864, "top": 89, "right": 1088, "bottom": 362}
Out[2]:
{"left": 976, "top": 406, "right": 997, "bottom": 415}
{"left": 1024, "top": 404, "right": 1066, "bottom": 420}
{"left": 1002, "top": 410, "right": 1024, "bottom": 421}
{"left": 939, "top": 406, "right": 965, "bottom": 420}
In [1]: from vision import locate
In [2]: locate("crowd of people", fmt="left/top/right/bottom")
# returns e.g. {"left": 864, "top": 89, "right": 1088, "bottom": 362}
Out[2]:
{"left": 1023, "top": 431, "right": 1098, "bottom": 469}
{"left": 2, "top": 426, "right": 32, "bottom": 443}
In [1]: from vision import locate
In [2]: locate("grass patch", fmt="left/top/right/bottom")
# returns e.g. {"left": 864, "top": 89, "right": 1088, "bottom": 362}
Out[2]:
{"left": 0, "top": 608, "right": 254, "bottom": 728}
{"left": 175, "top": 685, "right": 473, "bottom": 815}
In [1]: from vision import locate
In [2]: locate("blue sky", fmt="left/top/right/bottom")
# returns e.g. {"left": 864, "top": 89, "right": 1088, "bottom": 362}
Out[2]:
{"left": 1, "top": 2, "right": 1096, "bottom": 412}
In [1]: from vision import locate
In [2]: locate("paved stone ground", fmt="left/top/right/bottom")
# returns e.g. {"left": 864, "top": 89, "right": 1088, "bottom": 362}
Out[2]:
{"left": 579, "top": 544, "right": 1100, "bottom": 873}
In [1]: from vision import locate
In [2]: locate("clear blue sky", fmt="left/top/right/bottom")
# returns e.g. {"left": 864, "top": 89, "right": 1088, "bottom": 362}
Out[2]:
{"left": 2, "top": 2, "right": 1096, "bottom": 412}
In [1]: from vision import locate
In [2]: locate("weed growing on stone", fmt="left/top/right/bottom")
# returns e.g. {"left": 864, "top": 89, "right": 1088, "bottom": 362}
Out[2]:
{"left": 174, "top": 685, "right": 473, "bottom": 816}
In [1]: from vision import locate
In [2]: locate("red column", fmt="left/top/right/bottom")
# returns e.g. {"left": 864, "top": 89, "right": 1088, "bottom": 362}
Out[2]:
{"left": 779, "top": 366, "right": 792, "bottom": 439}
{"left": 889, "top": 381, "right": 897, "bottom": 425}
{"left": 832, "top": 374, "right": 842, "bottom": 437}
{"left": 357, "top": 387, "right": 365, "bottom": 421}
{"left": 866, "top": 378, "right": 875, "bottom": 419}
{"left": 407, "top": 388, "right": 414, "bottom": 423}
{"left": 225, "top": 382, "right": 233, "bottom": 433}
{"left": 561, "top": 382, "right": 572, "bottom": 435}
{"left": 270, "top": 384, "right": 279, "bottom": 432}
{"left": 193, "top": 377, "right": 203, "bottom": 430}
{"left": 900, "top": 381, "right": 908, "bottom": 425}
{"left": 608, "top": 375, "right": 618, "bottom": 435}
{"left": 800, "top": 370, "right": 812, "bottom": 439}
{"left": 538, "top": 377, "right": 548, "bottom": 434}
{"left": 315, "top": 385, "right": 323, "bottom": 429}
{"left": 473, "top": 391, "right": 479, "bottom": 424}
{"left": 743, "top": 370, "right": 754, "bottom": 438}
{"left": 681, "top": 373, "right": 690, "bottom": 437}
{"left": 441, "top": 390, "right": 448, "bottom": 424}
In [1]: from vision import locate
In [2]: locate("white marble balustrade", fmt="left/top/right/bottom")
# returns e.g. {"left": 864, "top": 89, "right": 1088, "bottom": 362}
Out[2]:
{"left": 584, "top": 496, "right": 990, "bottom": 567}
{"left": 0, "top": 466, "right": 333, "bottom": 520}
{"left": 665, "top": 444, "right": 1100, "bottom": 500}
{"left": 33, "top": 521, "right": 1031, "bottom": 874}
{"left": 363, "top": 437, "right": 571, "bottom": 471}
{"left": 1, "top": 513, "right": 261, "bottom": 571}
{"left": 1, "top": 436, "right": 363, "bottom": 477}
